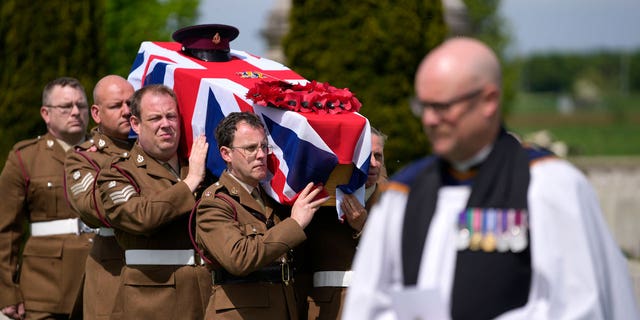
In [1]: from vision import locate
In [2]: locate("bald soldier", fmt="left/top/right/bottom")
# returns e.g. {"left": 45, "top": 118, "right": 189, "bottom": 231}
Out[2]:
{"left": 65, "top": 75, "right": 135, "bottom": 320}
{"left": 0, "top": 77, "right": 92, "bottom": 320}
{"left": 95, "top": 84, "right": 211, "bottom": 319}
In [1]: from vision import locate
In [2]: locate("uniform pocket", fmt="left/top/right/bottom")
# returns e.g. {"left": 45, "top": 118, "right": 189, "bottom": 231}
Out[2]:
{"left": 117, "top": 266, "right": 178, "bottom": 318}
{"left": 20, "top": 237, "right": 64, "bottom": 303}
{"left": 28, "top": 175, "right": 65, "bottom": 219}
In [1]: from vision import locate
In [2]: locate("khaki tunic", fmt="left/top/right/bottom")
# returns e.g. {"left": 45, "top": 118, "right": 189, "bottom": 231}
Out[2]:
{"left": 96, "top": 143, "right": 210, "bottom": 320}
{"left": 65, "top": 128, "right": 133, "bottom": 320}
{"left": 302, "top": 181, "right": 385, "bottom": 320}
{"left": 196, "top": 171, "right": 307, "bottom": 320}
{"left": 0, "top": 133, "right": 93, "bottom": 315}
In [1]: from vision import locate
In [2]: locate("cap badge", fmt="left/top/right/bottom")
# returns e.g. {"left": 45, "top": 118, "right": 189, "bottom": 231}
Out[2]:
{"left": 72, "top": 170, "right": 81, "bottom": 181}
{"left": 137, "top": 154, "right": 144, "bottom": 163}
{"left": 46, "top": 140, "right": 54, "bottom": 148}
{"left": 212, "top": 32, "right": 221, "bottom": 45}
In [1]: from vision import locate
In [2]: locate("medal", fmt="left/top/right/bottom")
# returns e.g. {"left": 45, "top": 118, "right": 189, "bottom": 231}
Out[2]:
{"left": 481, "top": 209, "right": 497, "bottom": 252}
{"left": 496, "top": 210, "right": 510, "bottom": 252}
{"left": 509, "top": 209, "right": 529, "bottom": 252}
{"left": 469, "top": 233, "right": 482, "bottom": 251}
{"left": 456, "top": 210, "right": 470, "bottom": 250}
{"left": 468, "top": 209, "right": 482, "bottom": 251}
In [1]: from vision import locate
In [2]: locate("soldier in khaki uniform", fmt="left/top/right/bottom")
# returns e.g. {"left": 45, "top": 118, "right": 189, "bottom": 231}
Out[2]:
{"left": 95, "top": 84, "right": 211, "bottom": 320}
{"left": 64, "top": 75, "right": 135, "bottom": 320}
{"left": 196, "top": 112, "right": 328, "bottom": 320}
{"left": 302, "top": 127, "right": 387, "bottom": 320}
{"left": 0, "top": 77, "right": 93, "bottom": 320}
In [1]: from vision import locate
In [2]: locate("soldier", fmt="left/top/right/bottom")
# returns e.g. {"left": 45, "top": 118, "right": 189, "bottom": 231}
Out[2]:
{"left": 64, "top": 75, "right": 135, "bottom": 320}
{"left": 196, "top": 112, "right": 328, "bottom": 319}
{"left": 302, "top": 126, "right": 387, "bottom": 320}
{"left": 95, "top": 84, "right": 211, "bottom": 319}
{"left": 0, "top": 77, "right": 92, "bottom": 320}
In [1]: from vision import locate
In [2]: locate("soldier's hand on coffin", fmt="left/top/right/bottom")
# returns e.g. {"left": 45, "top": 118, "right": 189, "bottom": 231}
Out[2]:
{"left": 291, "top": 182, "right": 329, "bottom": 228}
{"left": 184, "top": 134, "right": 209, "bottom": 191}
{"left": 1, "top": 302, "right": 25, "bottom": 320}
{"left": 341, "top": 193, "right": 367, "bottom": 232}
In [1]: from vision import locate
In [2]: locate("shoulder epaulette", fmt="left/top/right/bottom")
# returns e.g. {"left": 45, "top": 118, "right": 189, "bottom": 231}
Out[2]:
{"left": 108, "top": 151, "right": 131, "bottom": 165}
{"left": 75, "top": 138, "right": 97, "bottom": 151}
{"left": 12, "top": 136, "right": 41, "bottom": 151}
{"left": 202, "top": 181, "right": 227, "bottom": 199}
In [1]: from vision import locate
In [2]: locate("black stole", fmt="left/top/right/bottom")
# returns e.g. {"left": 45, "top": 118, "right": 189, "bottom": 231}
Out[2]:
{"left": 402, "top": 129, "right": 532, "bottom": 320}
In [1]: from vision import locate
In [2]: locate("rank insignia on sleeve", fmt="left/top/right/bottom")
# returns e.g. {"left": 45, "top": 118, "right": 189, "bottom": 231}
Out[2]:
{"left": 72, "top": 170, "right": 81, "bottom": 180}
{"left": 109, "top": 185, "right": 137, "bottom": 205}
{"left": 108, "top": 181, "right": 117, "bottom": 189}
{"left": 70, "top": 173, "right": 95, "bottom": 196}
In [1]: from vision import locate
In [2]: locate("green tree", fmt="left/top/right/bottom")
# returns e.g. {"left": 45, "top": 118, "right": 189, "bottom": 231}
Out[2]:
{"left": 284, "top": 0, "right": 447, "bottom": 174}
{"left": 105, "top": 0, "right": 199, "bottom": 76}
{"left": 463, "top": 0, "right": 517, "bottom": 116}
{"left": 0, "top": 0, "right": 198, "bottom": 161}
{"left": 0, "top": 1, "right": 106, "bottom": 161}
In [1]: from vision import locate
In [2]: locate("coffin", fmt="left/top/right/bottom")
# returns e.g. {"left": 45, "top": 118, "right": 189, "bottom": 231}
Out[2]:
{"left": 127, "top": 42, "right": 370, "bottom": 207}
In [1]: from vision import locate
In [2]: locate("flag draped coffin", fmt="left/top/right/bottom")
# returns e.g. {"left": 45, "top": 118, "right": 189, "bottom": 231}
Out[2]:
{"left": 127, "top": 41, "right": 370, "bottom": 207}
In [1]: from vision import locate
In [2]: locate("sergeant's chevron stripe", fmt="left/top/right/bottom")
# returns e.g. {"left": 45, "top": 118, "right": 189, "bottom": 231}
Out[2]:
{"left": 109, "top": 185, "right": 137, "bottom": 205}
{"left": 70, "top": 173, "right": 95, "bottom": 196}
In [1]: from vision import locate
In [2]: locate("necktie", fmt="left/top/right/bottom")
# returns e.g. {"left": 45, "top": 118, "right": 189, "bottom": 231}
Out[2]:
{"left": 162, "top": 163, "right": 180, "bottom": 179}
{"left": 251, "top": 188, "right": 266, "bottom": 212}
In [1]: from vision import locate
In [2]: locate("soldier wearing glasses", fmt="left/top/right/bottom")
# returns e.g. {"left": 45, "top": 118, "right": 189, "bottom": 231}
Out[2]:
{"left": 0, "top": 77, "right": 92, "bottom": 320}
{"left": 195, "top": 112, "right": 328, "bottom": 319}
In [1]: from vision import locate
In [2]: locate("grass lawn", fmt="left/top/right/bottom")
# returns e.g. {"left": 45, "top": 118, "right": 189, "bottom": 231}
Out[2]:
{"left": 505, "top": 92, "right": 640, "bottom": 156}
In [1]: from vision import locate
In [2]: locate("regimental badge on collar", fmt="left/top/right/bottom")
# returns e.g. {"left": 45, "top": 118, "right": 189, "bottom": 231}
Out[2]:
{"left": 456, "top": 208, "right": 529, "bottom": 253}
{"left": 98, "top": 139, "right": 106, "bottom": 148}
{"left": 46, "top": 140, "right": 54, "bottom": 148}
{"left": 137, "top": 154, "right": 144, "bottom": 163}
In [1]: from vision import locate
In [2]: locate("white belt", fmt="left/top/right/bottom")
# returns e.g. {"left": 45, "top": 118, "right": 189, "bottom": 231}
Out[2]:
{"left": 97, "top": 228, "right": 115, "bottom": 237}
{"left": 31, "top": 218, "right": 97, "bottom": 236}
{"left": 125, "top": 249, "right": 201, "bottom": 266}
{"left": 313, "top": 271, "right": 353, "bottom": 287}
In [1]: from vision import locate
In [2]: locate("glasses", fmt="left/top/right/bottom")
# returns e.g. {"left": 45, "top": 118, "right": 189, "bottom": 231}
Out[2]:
{"left": 47, "top": 102, "right": 89, "bottom": 115}
{"left": 230, "top": 143, "right": 273, "bottom": 157}
{"left": 410, "top": 88, "right": 483, "bottom": 117}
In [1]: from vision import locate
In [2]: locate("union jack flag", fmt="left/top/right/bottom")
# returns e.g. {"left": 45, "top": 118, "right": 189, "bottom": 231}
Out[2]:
{"left": 127, "top": 42, "right": 370, "bottom": 213}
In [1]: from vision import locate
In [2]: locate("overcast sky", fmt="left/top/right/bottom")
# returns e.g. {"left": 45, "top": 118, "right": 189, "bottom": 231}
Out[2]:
{"left": 197, "top": 0, "right": 640, "bottom": 57}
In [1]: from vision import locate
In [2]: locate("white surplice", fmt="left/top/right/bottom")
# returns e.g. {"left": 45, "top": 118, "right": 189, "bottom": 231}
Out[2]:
{"left": 343, "top": 158, "right": 639, "bottom": 320}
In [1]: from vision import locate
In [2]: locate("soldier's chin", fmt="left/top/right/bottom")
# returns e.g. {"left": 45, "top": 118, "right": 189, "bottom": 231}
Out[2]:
{"left": 67, "top": 127, "right": 85, "bottom": 133}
